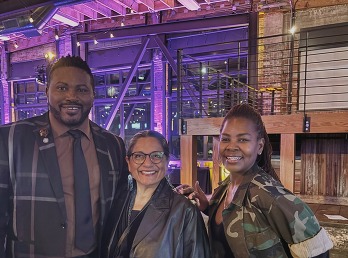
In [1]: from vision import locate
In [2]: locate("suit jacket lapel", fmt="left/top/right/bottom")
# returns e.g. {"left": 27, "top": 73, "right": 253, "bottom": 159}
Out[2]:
{"left": 33, "top": 115, "right": 67, "bottom": 220}
{"left": 91, "top": 125, "right": 114, "bottom": 223}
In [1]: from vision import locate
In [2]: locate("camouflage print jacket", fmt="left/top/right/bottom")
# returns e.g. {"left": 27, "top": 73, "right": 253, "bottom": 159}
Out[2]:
{"left": 207, "top": 165, "right": 333, "bottom": 258}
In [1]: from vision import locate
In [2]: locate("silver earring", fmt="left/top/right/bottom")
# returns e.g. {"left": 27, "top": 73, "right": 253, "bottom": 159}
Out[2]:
{"left": 128, "top": 174, "right": 133, "bottom": 191}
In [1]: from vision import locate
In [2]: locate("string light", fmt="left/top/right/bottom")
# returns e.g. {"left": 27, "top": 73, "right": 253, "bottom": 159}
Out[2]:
{"left": 54, "top": 29, "right": 59, "bottom": 40}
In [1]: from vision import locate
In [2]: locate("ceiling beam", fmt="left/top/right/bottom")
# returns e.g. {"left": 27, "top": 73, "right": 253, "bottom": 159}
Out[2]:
{"left": 66, "top": 4, "right": 98, "bottom": 19}
{"left": 77, "top": 13, "right": 249, "bottom": 42}
{"left": 137, "top": 0, "right": 155, "bottom": 11}
{"left": 96, "top": 0, "right": 127, "bottom": 16}
{"left": 114, "top": 0, "right": 138, "bottom": 9}
{"left": 85, "top": 1, "right": 112, "bottom": 17}
{"left": 53, "top": 12, "right": 80, "bottom": 26}
{"left": 55, "top": 7, "right": 83, "bottom": 24}
{"left": 157, "top": 0, "right": 175, "bottom": 8}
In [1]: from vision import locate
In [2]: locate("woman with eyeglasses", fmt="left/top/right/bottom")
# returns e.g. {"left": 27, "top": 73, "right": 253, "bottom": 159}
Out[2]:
{"left": 101, "top": 130, "right": 211, "bottom": 258}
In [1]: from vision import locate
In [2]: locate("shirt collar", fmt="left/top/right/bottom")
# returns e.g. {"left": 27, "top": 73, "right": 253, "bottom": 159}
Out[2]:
{"left": 49, "top": 112, "right": 92, "bottom": 140}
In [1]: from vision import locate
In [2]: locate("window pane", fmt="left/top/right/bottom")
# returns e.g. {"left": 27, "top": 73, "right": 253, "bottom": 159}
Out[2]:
{"left": 16, "top": 95, "right": 26, "bottom": 104}
{"left": 38, "top": 93, "right": 47, "bottom": 104}
{"left": 38, "top": 84, "right": 46, "bottom": 92}
{"left": 95, "top": 87, "right": 106, "bottom": 98}
{"left": 94, "top": 74, "right": 105, "bottom": 86}
{"left": 26, "top": 94, "right": 36, "bottom": 104}
{"left": 26, "top": 82, "right": 36, "bottom": 93}
{"left": 109, "top": 73, "right": 120, "bottom": 85}
{"left": 16, "top": 83, "right": 25, "bottom": 93}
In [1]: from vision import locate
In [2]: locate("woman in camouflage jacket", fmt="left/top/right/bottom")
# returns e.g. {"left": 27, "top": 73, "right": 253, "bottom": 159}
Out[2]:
{"left": 181, "top": 104, "right": 333, "bottom": 258}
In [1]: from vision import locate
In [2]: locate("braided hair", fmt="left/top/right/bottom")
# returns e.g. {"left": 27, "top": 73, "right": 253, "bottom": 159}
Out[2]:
{"left": 220, "top": 104, "right": 280, "bottom": 182}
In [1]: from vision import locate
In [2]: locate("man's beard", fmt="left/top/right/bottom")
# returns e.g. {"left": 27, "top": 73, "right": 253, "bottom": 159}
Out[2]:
{"left": 48, "top": 103, "right": 92, "bottom": 127}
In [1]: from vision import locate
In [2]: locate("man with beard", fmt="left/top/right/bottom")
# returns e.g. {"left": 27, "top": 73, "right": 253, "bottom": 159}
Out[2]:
{"left": 0, "top": 56, "right": 128, "bottom": 258}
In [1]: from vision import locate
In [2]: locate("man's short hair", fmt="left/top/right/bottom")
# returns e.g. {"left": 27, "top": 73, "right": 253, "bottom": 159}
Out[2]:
{"left": 46, "top": 55, "right": 94, "bottom": 89}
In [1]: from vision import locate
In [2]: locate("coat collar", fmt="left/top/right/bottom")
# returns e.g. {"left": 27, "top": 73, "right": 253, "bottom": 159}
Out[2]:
{"left": 31, "top": 113, "right": 114, "bottom": 222}
{"left": 209, "top": 164, "right": 261, "bottom": 211}
{"left": 32, "top": 113, "right": 67, "bottom": 220}
{"left": 132, "top": 179, "right": 173, "bottom": 246}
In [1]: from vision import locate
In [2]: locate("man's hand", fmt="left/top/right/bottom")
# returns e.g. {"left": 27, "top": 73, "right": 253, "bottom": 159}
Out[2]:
{"left": 175, "top": 181, "right": 209, "bottom": 212}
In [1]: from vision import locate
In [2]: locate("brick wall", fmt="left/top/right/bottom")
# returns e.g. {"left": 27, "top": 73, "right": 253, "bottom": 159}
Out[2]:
{"left": 10, "top": 43, "right": 55, "bottom": 63}
{"left": 0, "top": 45, "right": 10, "bottom": 123}
{"left": 258, "top": 12, "right": 288, "bottom": 114}
{"left": 153, "top": 51, "right": 164, "bottom": 134}
{"left": 258, "top": 4, "right": 348, "bottom": 114}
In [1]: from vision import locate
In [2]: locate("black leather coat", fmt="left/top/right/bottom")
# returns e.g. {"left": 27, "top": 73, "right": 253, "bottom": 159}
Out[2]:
{"left": 102, "top": 178, "right": 211, "bottom": 258}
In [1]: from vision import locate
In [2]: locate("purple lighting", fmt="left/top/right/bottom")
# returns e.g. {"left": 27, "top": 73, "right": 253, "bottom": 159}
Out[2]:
{"left": 153, "top": 52, "right": 164, "bottom": 134}
{"left": 1, "top": 78, "right": 10, "bottom": 124}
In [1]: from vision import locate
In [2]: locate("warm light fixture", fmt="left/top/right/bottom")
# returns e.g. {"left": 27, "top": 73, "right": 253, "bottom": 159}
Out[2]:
{"left": 94, "top": 38, "right": 98, "bottom": 45}
{"left": 121, "top": 20, "right": 125, "bottom": 27}
{"left": 289, "top": 25, "right": 296, "bottom": 34}
{"left": 29, "top": 16, "right": 34, "bottom": 23}
{"left": 176, "top": 0, "right": 200, "bottom": 11}
{"left": 110, "top": 32, "right": 114, "bottom": 38}
{"left": 76, "top": 41, "right": 81, "bottom": 47}
{"left": 55, "top": 29, "right": 59, "bottom": 40}
{"left": 14, "top": 41, "right": 19, "bottom": 49}
{"left": 45, "top": 52, "right": 55, "bottom": 61}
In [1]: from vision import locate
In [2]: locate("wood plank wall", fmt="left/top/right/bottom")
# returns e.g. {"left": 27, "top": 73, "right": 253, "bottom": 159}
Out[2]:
{"left": 301, "top": 134, "right": 348, "bottom": 196}
{"left": 180, "top": 111, "right": 348, "bottom": 197}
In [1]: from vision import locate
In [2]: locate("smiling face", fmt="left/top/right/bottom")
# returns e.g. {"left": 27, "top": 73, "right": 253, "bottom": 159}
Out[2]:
{"left": 46, "top": 66, "right": 94, "bottom": 127}
{"left": 126, "top": 136, "right": 169, "bottom": 189}
{"left": 219, "top": 117, "right": 265, "bottom": 175}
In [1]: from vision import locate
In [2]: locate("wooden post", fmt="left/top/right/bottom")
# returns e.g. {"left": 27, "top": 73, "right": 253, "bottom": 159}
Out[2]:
{"left": 280, "top": 133, "right": 295, "bottom": 191}
{"left": 212, "top": 136, "right": 221, "bottom": 190}
{"left": 180, "top": 135, "right": 197, "bottom": 186}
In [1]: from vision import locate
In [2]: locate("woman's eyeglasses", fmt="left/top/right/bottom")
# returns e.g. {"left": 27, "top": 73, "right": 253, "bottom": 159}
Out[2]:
{"left": 129, "top": 151, "right": 165, "bottom": 164}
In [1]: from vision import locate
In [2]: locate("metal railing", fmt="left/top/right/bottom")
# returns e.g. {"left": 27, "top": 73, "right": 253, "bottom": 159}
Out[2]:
{"left": 175, "top": 26, "right": 348, "bottom": 118}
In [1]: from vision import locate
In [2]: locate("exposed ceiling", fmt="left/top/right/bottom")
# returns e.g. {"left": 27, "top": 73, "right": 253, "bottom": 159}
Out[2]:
{"left": 1, "top": 0, "right": 347, "bottom": 46}
{"left": 0, "top": 0, "right": 294, "bottom": 43}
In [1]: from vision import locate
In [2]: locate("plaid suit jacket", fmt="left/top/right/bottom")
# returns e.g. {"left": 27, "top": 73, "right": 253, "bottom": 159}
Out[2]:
{"left": 0, "top": 113, "right": 128, "bottom": 257}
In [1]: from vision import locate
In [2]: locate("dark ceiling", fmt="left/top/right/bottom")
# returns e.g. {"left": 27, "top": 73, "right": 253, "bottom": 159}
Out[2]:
{"left": 1, "top": 0, "right": 345, "bottom": 44}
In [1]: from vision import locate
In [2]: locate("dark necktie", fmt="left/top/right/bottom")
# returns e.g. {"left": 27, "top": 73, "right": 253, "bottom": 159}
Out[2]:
{"left": 69, "top": 129, "right": 95, "bottom": 253}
